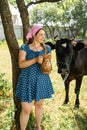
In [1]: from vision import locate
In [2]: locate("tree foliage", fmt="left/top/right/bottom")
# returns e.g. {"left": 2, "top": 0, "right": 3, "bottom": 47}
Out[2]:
{"left": 71, "top": 0, "right": 87, "bottom": 37}
{"left": 58, "top": 0, "right": 87, "bottom": 37}
{"left": 29, "top": 0, "right": 87, "bottom": 38}
{"left": 29, "top": 3, "right": 63, "bottom": 38}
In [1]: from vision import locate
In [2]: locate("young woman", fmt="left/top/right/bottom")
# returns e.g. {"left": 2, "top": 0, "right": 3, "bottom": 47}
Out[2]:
{"left": 15, "top": 24, "right": 54, "bottom": 130}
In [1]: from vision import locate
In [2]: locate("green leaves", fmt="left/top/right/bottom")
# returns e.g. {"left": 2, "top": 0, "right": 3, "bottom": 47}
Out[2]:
{"left": 29, "top": 0, "right": 87, "bottom": 38}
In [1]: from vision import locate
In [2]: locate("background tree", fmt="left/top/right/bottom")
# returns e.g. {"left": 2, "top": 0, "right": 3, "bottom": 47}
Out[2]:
{"left": 29, "top": 3, "right": 61, "bottom": 38}
{"left": 57, "top": 0, "right": 87, "bottom": 38}
{"left": 29, "top": 0, "right": 87, "bottom": 38}
{"left": 16, "top": 0, "right": 29, "bottom": 42}
{"left": 71, "top": 0, "right": 87, "bottom": 38}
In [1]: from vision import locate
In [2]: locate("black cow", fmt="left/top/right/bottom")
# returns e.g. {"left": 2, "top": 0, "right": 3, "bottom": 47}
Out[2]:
{"left": 55, "top": 38, "right": 87, "bottom": 108}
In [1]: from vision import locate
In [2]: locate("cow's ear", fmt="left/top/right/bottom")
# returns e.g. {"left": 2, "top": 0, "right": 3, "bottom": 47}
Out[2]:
{"left": 82, "top": 40, "right": 87, "bottom": 46}
{"left": 73, "top": 42, "right": 85, "bottom": 51}
{"left": 54, "top": 35, "right": 60, "bottom": 42}
{"left": 71, "top": 39, "right": 77, "bottom": 46}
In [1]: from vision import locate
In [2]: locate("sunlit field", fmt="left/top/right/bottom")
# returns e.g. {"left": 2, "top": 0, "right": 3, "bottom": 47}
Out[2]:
{"left": 0, "top": 42, "right": 87, "bottom": 130}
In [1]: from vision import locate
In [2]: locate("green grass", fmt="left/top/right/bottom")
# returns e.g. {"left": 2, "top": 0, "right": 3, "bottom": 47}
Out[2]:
{"left": 0, "top": 43, "right": 87, "bottom": 130}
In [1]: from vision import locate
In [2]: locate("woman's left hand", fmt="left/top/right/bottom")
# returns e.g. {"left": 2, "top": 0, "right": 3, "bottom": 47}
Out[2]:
{"left": 37, "top": 56, "right": 43, "bottom": 64}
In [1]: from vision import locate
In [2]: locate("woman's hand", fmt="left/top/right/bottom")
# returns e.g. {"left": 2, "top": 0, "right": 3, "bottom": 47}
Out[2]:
{"left": 37, "top": 55, "right": 43, "bottom": 64}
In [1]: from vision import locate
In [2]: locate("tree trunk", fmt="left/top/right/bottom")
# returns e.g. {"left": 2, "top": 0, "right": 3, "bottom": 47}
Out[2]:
{"left": 16, "top": 0, "right": 29, "bottom": 43}
{"left": 0, "top": 0, "right": 21, "bottom": 129}
{"left": 82, "top": 29, "right": 86, "bottom": 38}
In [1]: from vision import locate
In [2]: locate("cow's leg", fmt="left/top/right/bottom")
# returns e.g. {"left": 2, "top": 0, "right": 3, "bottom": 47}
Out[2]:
{"left": 63, "top": 81, "right": 70, "bottom": 104}
{"left": 75, "top": 77, "right": 82, "bottom": 108}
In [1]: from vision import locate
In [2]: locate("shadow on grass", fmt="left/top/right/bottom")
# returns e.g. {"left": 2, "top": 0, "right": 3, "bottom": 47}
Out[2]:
{"left": 26, "top": 112, "right": 36, "bottom": 130}
{"left": 74, "top": 108, "right": 87, "bottom": 130}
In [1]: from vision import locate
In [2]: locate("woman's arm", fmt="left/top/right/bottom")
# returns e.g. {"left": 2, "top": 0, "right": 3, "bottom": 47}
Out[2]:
{"left": 18, "top": 50, "right": 38, "bottom": 68}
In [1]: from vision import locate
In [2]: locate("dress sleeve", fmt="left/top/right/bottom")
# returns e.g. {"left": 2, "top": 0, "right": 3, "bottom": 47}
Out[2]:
{"left": 46, "top": 45, "right": 51, "bottom": 54}
{"left": 20, "top": 44, "right": 26, "bottom": 52}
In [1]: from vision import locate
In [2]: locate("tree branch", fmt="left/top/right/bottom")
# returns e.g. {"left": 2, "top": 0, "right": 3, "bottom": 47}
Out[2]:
{"left": 26, "top": 0, "right": 63, "bottom": 8}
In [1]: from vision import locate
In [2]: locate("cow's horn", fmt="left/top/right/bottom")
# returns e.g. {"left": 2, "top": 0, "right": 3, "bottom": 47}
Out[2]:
{"left": 71, "top": 40, "right": 77, "bottom": 46}
{"left": 82, "top": 40, "right": 87, "bottom": 45}
{"left": 54, "top": 35, "right": 60, "bottom": 41}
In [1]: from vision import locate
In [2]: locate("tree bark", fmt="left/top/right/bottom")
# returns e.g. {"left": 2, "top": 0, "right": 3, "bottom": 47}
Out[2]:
{"left": 16, "top": 0, "right": 29, "bottom": 43}
{"left": 0, "top": 0, "right": 21, "bottom": 129}
{"left": 82, "top": 29, "right": 86, "bottom": 38}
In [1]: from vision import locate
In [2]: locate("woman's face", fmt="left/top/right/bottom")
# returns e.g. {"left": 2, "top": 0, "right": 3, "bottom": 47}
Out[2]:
{"left": 35, "top": 29, "right": 45, "bottom": 43}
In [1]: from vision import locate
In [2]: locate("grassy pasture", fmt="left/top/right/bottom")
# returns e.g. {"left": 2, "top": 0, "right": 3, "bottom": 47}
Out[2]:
{"left": 0, "top": 42, "right": 87, "bottom": 130}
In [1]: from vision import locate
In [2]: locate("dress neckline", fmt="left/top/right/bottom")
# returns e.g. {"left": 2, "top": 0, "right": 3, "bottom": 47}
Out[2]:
{"left": 27, "top": 44, "right": 43, "bottom": 52}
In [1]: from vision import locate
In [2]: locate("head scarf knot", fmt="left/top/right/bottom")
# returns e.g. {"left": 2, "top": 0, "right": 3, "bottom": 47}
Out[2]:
{"left": 26, "top": 25, "right": 43, "bottom": 40}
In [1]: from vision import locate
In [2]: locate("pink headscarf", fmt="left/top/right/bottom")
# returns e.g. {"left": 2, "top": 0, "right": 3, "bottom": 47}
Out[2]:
{"left": 26, "top": 24, "right": 43, "bottom": 40}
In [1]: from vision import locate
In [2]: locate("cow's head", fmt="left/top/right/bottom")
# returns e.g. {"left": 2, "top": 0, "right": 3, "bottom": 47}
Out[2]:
{"left": 55, "top": 38, "right": 85, "bottom": 75}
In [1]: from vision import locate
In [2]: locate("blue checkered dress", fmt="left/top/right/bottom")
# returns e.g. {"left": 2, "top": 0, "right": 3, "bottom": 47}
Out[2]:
{"left": 15, "top": 44, "right": 54, "bottom": 102}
